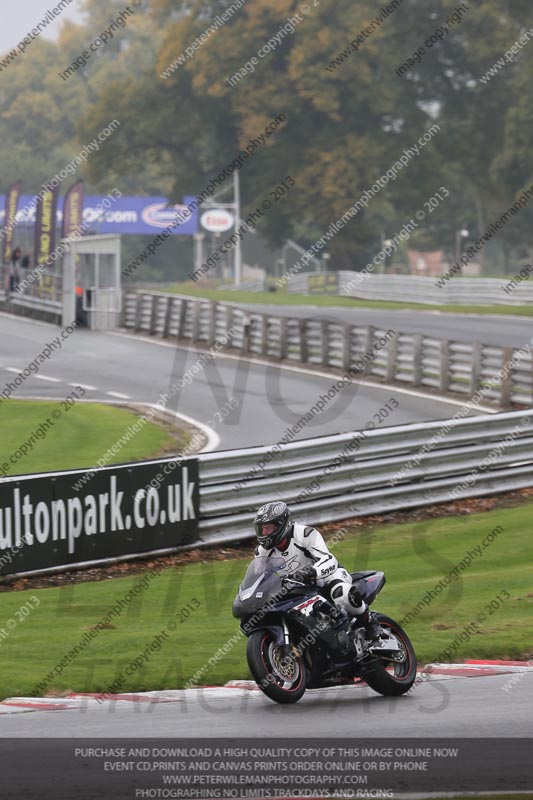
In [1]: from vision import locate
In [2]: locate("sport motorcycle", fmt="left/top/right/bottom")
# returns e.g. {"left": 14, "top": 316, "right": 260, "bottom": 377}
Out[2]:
{"left": 232, "top": 556, "right": 417, "bottom": 704}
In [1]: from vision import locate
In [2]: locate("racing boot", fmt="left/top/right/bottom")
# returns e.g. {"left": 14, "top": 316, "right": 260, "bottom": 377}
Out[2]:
{"left": 347, "top": 587, "right": 381, "bottom": 641}
{"left": 356, "top": 608, "right": 381, "bottom": 641}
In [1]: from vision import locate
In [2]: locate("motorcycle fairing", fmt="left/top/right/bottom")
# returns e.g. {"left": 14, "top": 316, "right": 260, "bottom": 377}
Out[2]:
{"left": 351, "top": 571, "right": 386, "bottom": 605}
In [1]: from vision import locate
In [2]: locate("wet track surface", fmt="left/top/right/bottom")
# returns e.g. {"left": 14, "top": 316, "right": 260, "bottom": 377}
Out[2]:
{"left": 0, "top": 313, "right": 487, "bottom": 450}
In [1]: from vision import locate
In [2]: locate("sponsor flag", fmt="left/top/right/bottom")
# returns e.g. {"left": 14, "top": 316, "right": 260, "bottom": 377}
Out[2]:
{"left": 34, "top": 184, "right": 59, "bottom": 270}
{"left": 61, "top": 180, "right": 85, "bottom": 239}
{"left": 2, "top": 180, "right": 22, "bottom": 289}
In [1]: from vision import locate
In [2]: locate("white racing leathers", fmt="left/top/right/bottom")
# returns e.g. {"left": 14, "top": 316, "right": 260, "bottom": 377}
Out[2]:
{"left": 256, "top": 523, "right": 367, "bottom": 617}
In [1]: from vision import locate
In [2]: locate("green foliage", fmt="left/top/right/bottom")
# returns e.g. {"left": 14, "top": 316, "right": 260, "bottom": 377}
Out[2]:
{"left": 163, "top": 282, "right": 533, "bottom": 317}
{"left": 1, "top": 0, "right": 532, "bottom": 272}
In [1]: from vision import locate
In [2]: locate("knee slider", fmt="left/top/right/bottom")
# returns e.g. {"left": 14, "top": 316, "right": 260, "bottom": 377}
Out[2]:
{"left": 330, "top": 581, "right": 357, "bottom": 615}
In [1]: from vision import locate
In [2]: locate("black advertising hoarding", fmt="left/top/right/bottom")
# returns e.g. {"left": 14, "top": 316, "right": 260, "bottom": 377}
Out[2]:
{"left": 34, "top": 184, "right": 59, "bottom": 269}
{"left": 0, "top": 738, "right": 532, "bottom": 798}
{"left": 61, "top": 180, "right": 84, "bottom": 239}
{"left": 0, "top": 458, "right": 199, "bottom": 576}
{"left": 2, "top": 180, "right": 22, "bottom": 266}
{"left": 308, "top": 272, "right": 339, "bottom": 295}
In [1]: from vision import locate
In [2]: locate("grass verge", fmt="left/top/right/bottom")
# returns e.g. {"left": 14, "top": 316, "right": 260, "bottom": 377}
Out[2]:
{"left": 0, "top": 400, "right": 188, "bottom": 477}
{"left": 161, "top": 283, "right": 533, "bottom": 317}
{"left": 0, "top": 501, "right": 531, "bottom": 699}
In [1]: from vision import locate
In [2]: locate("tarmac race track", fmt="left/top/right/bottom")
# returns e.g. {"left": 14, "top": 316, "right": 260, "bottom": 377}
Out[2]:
{"left": 0, "top": 313, "right": 492, "bottom": 451}
{"left": 0, "top": 673, "right": 531, "bottom": 737}
{"left": 233, "top": 303, "right": 533, "bottom": 348}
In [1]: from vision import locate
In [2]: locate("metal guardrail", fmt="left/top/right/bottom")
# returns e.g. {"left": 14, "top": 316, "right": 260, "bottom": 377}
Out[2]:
{"left": 0, "top": 257, "right": 62, "bottom": 323}
{"left": 197, "top": 409, "right": 533, "bottom": 542}
{"left": 123, "top": 290, "right": 533, "bottom": 407}
{"left": 225, "top": 279, "right": 266, "bottom": 292}
{"left": 288, "top": 271, "right": 533, "bottom": 306}
{"left": 0, "top": 288, "right": 62, "bottom": 324}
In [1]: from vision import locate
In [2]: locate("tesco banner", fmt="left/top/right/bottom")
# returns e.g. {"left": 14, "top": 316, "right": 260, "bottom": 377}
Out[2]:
{"left": 0, "top": 194, "right": 198, "bottom": 236}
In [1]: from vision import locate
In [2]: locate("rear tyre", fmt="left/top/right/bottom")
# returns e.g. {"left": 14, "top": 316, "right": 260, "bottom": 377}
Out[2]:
{"left": 363, "top": 613, "right": 417, "bottom": 696}
{"left": 246, "top": 630, "right": 307, "bottom": 704}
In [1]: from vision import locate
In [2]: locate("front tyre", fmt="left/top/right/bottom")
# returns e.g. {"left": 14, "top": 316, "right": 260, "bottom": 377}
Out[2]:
{"left": 246, "top": 630, "right": 307, "bottom": 704}
{"left": 363, "top": 613, "right": 417, "bottom": 696}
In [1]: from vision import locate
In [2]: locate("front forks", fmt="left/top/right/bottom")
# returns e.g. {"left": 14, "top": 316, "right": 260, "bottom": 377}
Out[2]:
{"left": 278, "top": 618, "right": 293, "bottom": 658}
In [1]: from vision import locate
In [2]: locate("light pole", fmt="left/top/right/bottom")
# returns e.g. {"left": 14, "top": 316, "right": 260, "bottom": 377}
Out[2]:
{"left": 233, "top": 170, "right": 241, "bottom": 286}
{"left": 383, "top": 239, "right": 393, "bottom": 273}
{"left": 193, "top": 232, "right": 204, "bottom": 279}
{"left": 212, "top": 232, "right": 223, "bottom": 278}
{"left": 456, "top": 228, "right": 469, "bottom": 264}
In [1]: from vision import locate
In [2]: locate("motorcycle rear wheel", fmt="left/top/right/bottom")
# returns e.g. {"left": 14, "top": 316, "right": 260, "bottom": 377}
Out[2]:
{"left": 363, "top": 613, "right": 417, "bottom": 696}
{"left": 247, "top": 630, "right": 307, "bottom": 704}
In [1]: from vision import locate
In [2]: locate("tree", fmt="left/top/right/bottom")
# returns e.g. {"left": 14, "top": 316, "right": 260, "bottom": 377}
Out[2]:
{"left": 2, "top": 0, "right": 532, "bottom": 274}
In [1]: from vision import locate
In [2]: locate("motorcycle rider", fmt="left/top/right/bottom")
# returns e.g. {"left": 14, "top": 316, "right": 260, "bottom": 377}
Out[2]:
{"left": 254, "top": 501, "right": 381, "bottom": 640}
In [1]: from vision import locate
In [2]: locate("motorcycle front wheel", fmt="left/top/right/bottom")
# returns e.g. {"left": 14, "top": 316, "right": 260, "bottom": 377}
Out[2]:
{"left": 363, "top": 613, "right": 417, "bottom": 696}
{"left": 246, "top": 630, "right": 307, "bottom": 704}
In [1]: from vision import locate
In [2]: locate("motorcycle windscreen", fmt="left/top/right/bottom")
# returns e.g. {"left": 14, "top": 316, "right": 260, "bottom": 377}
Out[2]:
{"left": 232, "top": 556, "right": 286, "bottom": 619}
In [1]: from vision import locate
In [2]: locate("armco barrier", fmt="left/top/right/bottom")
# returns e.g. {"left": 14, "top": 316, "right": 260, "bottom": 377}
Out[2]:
{"left": 0, "top": 288, "right": 62, "bottom": 325}
{"left": 288, "top": 270, "right": 533, "bottom": 306}
{"left": 1, "top": 410, "right": 532, "bottom": 577}
{"left": 122, "top": 290, "right": 533, "bottom": 407}
{"left": 0, "top": 261, "right": 63, "bottom": 323}
{"left": 197, "top": 408, "right": 533, "bottom": 541}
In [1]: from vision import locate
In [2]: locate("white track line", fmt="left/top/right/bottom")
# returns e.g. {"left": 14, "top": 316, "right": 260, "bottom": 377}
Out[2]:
{"left": 69, "top": 382, "right": 97, "bottom": 391}
{"left": 5, "top": 369, "right": 62, "bottom": 384}
{"left": 34, "top": 375, "right": 62, "bottom": 383}
{"left": 139, "top": 403, "right": 220, "bottom": 453}
{"left": 106, "top": 390, "right": 131, "bottom": 399}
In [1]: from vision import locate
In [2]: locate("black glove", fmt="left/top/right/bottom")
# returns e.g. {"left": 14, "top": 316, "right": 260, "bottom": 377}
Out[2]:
{"left": 292, "top": 566, "right": 317, "bottom": 585}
